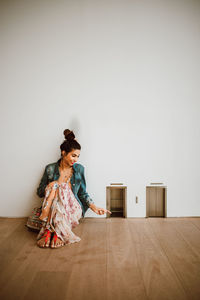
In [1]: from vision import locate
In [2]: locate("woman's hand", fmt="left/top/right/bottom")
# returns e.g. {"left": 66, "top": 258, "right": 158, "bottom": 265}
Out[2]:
{"left": 89, "top": 203, "right": 112, "bottom": 215}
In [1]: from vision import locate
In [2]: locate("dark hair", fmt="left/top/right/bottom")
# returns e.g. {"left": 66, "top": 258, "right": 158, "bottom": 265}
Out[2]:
{"left": 60, "top": 129, "right": 81, "bottom": 156}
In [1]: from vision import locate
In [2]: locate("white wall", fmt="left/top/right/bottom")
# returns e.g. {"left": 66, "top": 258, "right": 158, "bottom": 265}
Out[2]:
{"left": 0, "top": 0, "right": 200, "bottom": 217}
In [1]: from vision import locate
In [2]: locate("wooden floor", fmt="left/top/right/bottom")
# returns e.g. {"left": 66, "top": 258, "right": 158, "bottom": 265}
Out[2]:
{"left": 0, "top": 217, "right": 200, "bottom": 300}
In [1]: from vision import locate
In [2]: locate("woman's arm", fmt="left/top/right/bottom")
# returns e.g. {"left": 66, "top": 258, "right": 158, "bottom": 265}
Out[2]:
{"left": 77, "top": 165, "right": 111, "bottom": 215}
{"left": 77, "top": 165, "right": 95, "bottom": 207}
{"left": 89, "top": 203, "right": 112, "bottom": 215}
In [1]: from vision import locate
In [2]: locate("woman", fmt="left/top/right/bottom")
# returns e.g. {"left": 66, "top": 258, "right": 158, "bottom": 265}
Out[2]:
{"left": 36, "top": 129, "right": 111, "bottom": 249}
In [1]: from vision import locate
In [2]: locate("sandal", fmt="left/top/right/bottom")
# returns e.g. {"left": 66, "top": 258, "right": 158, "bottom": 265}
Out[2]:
{"left": 50, "top": 232, "right": 64, "bottom": 249}
{"left": 37, "top": 229, "right": 51, "bottom": 248}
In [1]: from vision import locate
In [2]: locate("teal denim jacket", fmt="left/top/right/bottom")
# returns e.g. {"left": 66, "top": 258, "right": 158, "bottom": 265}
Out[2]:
{"left": 37, "top": 159, "right": 94, "bottom": 217}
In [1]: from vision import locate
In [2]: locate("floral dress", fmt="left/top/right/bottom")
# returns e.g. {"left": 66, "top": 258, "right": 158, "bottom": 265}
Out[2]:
{"left": 37, "top": 179, "right": 82, "bottom": 245}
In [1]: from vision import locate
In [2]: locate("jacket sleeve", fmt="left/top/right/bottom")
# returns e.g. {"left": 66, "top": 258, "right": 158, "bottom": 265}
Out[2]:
{"left": 37, "top": 166, "right": 49, "bottom": 198}
{"left": 77, "top": 166, "right": 95, "bottom": 207}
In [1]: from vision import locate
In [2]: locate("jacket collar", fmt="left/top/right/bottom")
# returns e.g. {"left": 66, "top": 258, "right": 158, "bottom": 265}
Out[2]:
{"left": 55, "top": 159, "right": 78, "bottom": 177}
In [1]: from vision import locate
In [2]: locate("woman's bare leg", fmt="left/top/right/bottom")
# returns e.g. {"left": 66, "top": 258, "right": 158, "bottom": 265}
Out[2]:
{"left": 37, "top": 185, "right": 68, "bottom": 249}
{"left": 37, "top": 188, "right": 57, "bottom": 248}
{"left": 39, "top": 188, "right": 56, "bottom": 221}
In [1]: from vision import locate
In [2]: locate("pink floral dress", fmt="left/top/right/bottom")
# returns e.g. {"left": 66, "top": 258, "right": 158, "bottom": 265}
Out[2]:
{"left": 37, "top": 179, "right": 82, "bottom": 245}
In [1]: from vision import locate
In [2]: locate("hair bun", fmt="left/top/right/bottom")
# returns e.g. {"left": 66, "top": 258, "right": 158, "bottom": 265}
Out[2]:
{"left": 63, "top": 129, "right": 75, "bottom": 141}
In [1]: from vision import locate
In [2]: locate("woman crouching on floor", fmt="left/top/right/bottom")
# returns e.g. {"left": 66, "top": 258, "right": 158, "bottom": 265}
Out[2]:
{"left": 36, "top": 129, "right": 111, "bottom": 249}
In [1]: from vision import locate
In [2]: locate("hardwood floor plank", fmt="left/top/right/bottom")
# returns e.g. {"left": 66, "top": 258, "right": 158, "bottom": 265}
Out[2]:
{"left": 106, "top": 218, "right": 147, "bottom": 300}
{"left": 149, "top": 218, "right": 200, "bottom": 300}
{"left": 128, "top": 219, "right": 187, "bottom": 300}
{"left": 170, "top": 219, "right": 200, "bottom": 259}
{"left": 65, "top": 218, "right": 107, "bottom": 300}
{"left": 24, "top": 271, "right": 69, "bottom": 300}
{"left": 1, "top": 217, "right": 200, "bottom": 300}
{"left": 0, "top": 219, "right": 31, "bottom": 274}
{"left": 188, "top": 218, "right": 200, "bottom": 231}
{"left": 0, "top": 218, "right": 84, "bottom": 300}
{"left": 0, "top": 218, "right": 26, "bottom": 244}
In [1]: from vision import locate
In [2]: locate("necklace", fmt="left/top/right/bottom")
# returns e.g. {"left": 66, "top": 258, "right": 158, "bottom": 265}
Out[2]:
{"left": 59, "top": 166, "right": 73, "bottom": 182}
{"left": 59, "top": 159, "right": 73, "bottom": 182}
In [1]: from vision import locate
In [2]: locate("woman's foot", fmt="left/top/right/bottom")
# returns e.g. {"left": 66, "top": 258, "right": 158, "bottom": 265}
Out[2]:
{"left": 37, "top": 229, "right": 52, "bottom": 248}
{"left": 50, "top": 232, "right": 64, "bottom": 249}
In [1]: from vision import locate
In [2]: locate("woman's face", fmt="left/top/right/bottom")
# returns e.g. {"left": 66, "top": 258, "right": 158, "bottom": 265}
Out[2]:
{"left": 62, "top": 149, "right": 80, "bottom": 167}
